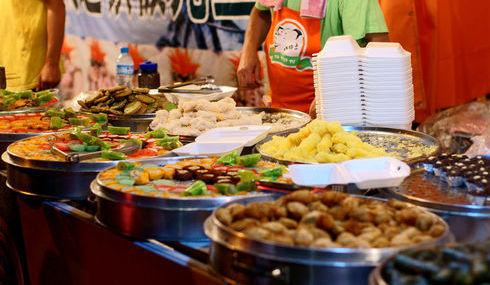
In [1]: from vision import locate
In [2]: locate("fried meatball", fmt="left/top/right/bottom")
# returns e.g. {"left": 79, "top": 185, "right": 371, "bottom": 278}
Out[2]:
{"left": 278, "top": 217, "right": 299, "bottom": 229}
{"left": 293, "top": 228, "right": 314, "bottom": 246}
{"left": 286, "top": 190, "right": 317, "bottom": 204}
{"left": 286, "top": 202, "right": 309, "bottom": 220}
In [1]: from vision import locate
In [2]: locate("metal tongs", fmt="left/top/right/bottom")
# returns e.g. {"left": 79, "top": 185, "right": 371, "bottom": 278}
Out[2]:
{"left": 158, "top": 75, "right": 221, "bottom": 94}
{"left": 51, "top": 141, "right": 140, "bottom": 163}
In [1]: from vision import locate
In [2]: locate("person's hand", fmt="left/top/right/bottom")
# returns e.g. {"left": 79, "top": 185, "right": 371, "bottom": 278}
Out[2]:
{"left": 38, "top": 62, "right": 61, "bottom": 90}
{"left": 309, "top": 99, "right": 317, "bottom": 119}
{"left": 237, "top": 51, "right": 261, "bottom": 88}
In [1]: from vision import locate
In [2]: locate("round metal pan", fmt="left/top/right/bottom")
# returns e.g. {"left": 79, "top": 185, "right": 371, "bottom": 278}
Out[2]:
{"left": 0, "top": 131, "right": 63, "bottom": 169}
{"left": 381, "top": 170, "right": 490, "bottom": 243}
{"left": 255, "top": 126, "right": 440, "bottom": 165}
{"left": 204, "top": 196, "right": 452, "bottom": 285}
{"left": 2, "top": 146, "right": 177, "bottom": 200}
{"left": 107, "top": 113, "right": 156, "bottom": 132}
{"left": 164, "top": 107, "right": 311, "bottom": 143}
{"left": 92, "top": 157, "right": 277, "bottom": 240}
{"left": 0, "top": 88, "right": 60, "bottom": 115}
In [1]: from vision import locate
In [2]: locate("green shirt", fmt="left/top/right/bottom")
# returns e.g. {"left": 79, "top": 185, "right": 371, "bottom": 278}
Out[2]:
{"left": 255, "top": 0, "right": 388, "bottom": 46}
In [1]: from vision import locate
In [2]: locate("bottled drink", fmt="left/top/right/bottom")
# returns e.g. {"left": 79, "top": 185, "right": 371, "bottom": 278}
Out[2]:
{"left": 116, "top": 47, "right": 134, "bottom": 87}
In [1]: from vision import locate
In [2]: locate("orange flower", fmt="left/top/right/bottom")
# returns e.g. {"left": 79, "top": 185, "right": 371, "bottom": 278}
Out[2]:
{"left": 61, "top": 38, "right": 74, "bottom": 55}
{"left": 128, "top": 44, "right": 145, "bottom": 71}
{"left": 90, "top": 40, "right": 106, "bottom": 64}
{"left": 169, "top": 49, "right": 200, "bottom": 78}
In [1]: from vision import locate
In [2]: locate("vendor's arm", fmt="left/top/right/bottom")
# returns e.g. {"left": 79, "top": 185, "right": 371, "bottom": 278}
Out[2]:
{"left": 237, "top": 6, "right": 271, "bottom": 87}
{"left": 39, "top": 0, "right": 65, "bottom": 90}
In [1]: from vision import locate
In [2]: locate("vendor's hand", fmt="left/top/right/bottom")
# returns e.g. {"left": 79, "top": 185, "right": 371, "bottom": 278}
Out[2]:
{"left": 38, "top": 62, "right": 61, "bottom": 91}
{"left": 237, "top": 51, "right": 261, "bottom": 87}
{"left": 309, "top": 100, "right": 317, "bottom": 119}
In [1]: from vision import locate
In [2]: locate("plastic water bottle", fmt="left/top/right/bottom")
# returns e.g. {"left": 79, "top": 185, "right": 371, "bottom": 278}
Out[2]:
{"left": 116, "top": 47, "right": 134, "bottom": 87}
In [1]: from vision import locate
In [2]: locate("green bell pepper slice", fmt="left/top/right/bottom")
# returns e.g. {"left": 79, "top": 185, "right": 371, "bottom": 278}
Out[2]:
{"left": 49, "top": 116, "right": 64, "bottom": 129}
{"left": 237, "top": 154, "right": 261, "bottom": 167}
{"left": 216, "top": 151, "right": 239, "bottom": 166}
{"left": 68, "top": 143, "right": 86, "bottom": 152}
{"left": 101, "top": 150, "right": 127, "bottom": 161}
{"left": 214, "top": 183, "right": 237, "bottom": 195}
{"left": 108, "top": 126, "right": 130, "bottom": 135}
{"left": 236, "top": 181, "right": 257, "bottom": 192}
{"left": 183, "top": 180, "right": 208, "bottom": 196}
{"left": 145, "top": 128, "right": 168, "bottom": 139}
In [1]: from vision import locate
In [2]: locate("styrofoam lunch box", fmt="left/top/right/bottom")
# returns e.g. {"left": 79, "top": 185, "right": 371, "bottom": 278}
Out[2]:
{"left": 287, "top": 157, "right": 410, "bottom": 189}
{"left": 172, "top": 142, "right": 245, "bottom": 157}
{"left": 196, "top": 125, "right": 272, "bottom": 147}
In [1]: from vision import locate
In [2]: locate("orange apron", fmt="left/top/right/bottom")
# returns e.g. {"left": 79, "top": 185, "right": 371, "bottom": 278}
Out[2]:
{"left": 265, "top": 7, "right": 322, "bottom": 113}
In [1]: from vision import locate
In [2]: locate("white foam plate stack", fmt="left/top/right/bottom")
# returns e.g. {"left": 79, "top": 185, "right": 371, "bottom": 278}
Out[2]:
{"left": 313, "top": 36, "right": 364, "bottom": 125}
{"left": 313, "top": 36, "right": 415, "bottom": 130}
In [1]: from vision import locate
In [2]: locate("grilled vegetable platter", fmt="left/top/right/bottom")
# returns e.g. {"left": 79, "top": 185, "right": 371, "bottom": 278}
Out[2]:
{"left": 0, "top": 88, "right": 58, "bottom": 112}
{"left": 7, "top": 127, "right": 182, "bottom": 163}
{"left": 96, "top": 151, "right": 292, "bottom": 198}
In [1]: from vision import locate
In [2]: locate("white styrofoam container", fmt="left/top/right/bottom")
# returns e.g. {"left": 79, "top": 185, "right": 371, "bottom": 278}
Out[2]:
{"left": 287, "top": 157, "right": 410, "bottom": 189}
{"left": 195, "top": 125, "right": 272, "bottom": 147}
{"left": 172, "top": 142, "right": 245, "bottom": 157}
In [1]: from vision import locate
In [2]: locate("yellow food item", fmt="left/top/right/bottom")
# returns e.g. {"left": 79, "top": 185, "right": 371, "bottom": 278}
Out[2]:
{"left": 260, "top": 119, "right": 388, "bottom": 163}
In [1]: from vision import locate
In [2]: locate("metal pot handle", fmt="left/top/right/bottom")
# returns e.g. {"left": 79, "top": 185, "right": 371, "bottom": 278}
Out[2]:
{"left": 231, "top": 252, "right": 290, "bottom": 283}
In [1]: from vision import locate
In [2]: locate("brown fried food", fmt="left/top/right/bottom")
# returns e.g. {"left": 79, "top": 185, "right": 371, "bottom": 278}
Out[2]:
{"left": 244, "top": 202, "right": 273, "bottom": 220}
{"left": 300, "top": 210, "right": 324, "bottom": 225}
{"left": 349, "top": 207, "right": 373, "bottom": 223}
{"left": 216, "top": 191, "right": 445, "bottom": 249}
{"left": 428, "top": 223, "right": 446, "bottom": 237}
{"left": 320, "top": 191, "right": 347, "bottom": 207}
{"left": 415, "top": 213, "right": 436, "bottom": 231}
{"left": 286, "top": 190, "right": 318, "bottom": 204}
{"left": 328, "top": 206, "right": 348, "bottom": 220}
{"left": 228, "top": 204, "right": 246, "bottom": 220}
{"left": 262, "top": 222, "right": 287, "bottom": 234}
{"left": 312, "top": 237, "right": 337, "bottom": 248}
{"left": 286, "top": 201, "right": 309, "bottom": 220}
{"left": 216, "top": 208, "right": 232, "bottom": 225}
{"left": 316, "top": 212, "right": 335, "bottom": 231}
{"left": 343, "top": 219, "right": 365, "bottom": 236}
{"left": 230, "top": 218, "right": 260, "bottom": 231}
{"left": 270, "top": 204, "right": 287, "bottom": 219}
{"left": 293, "top": 227, "right": 314, "bottom": 246}
{"left": 108, "top": 85, "right": 126, "bottom": 93}
{"left": 278, "top": 217, "right": 298, "bottom": 229}
{"left": 114, "top": 88, "right": 133, "bottom": 98}
{"left": 245, "top": 227, "right": 270, "bottom": 240}
{"left": 395, "top": 208, "right": 419, "bottom": 226}
{"left": 135, "top": 95, "right": 156, "bottom": 104}
{"left": 309, "top": 201, "right": 328, "bottom": 212}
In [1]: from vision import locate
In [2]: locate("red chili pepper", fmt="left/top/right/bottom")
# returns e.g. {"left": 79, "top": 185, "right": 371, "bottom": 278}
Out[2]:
{"left": 53, "top": 142, "right": 70, "bottom": 152}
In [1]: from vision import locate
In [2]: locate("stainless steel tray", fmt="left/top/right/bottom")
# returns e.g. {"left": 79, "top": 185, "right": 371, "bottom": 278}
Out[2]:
{"left": 0, "top": 88, "right": 60, "bottom": 115}
{"left": 107, "top": 113, "right": 156, "bottom": 133}
{"left": 204, "top": 196, "right": 451, "bottom": 285}
{"left": 2, "top": 143, "right": 176, "bottom": 200}
{"left": 92, "top": 157, "right": 275, "bottom": 241}
{"left": 381, "top": 170, "right": 490, "bottom": 243}
{"left": 165, "top": 107, "right": 311, "bottom": 142}
{"left": 255, "top": 126, "right": 440, "bottom": 165}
